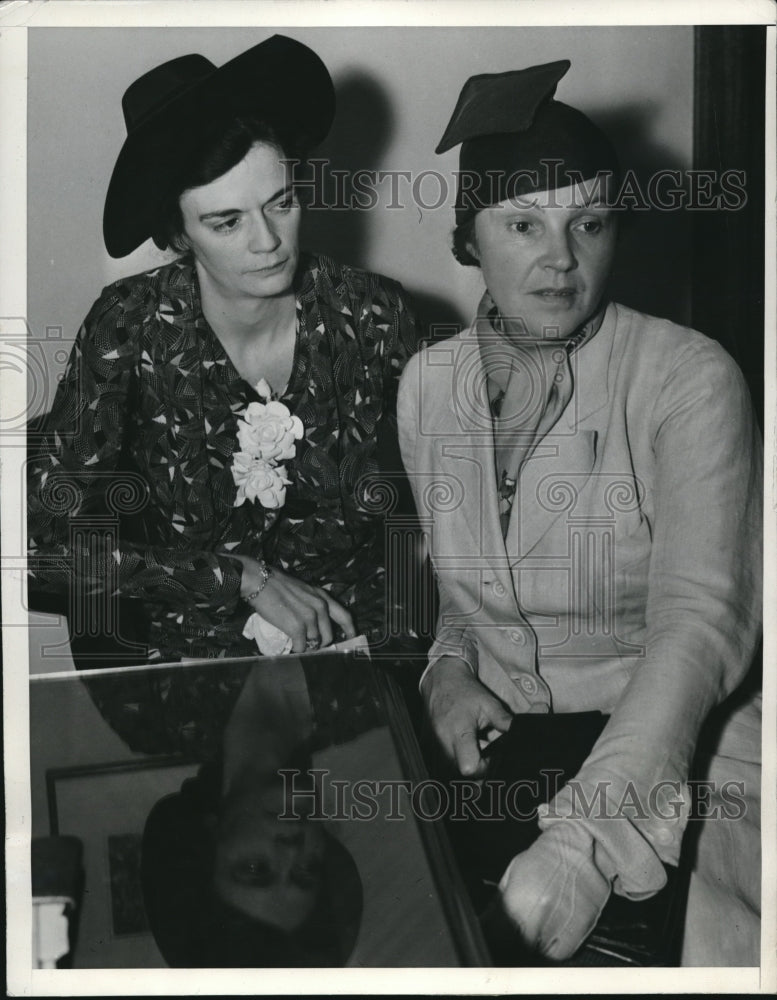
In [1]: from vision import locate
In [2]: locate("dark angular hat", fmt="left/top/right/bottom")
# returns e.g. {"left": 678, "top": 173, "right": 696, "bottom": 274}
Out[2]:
{"left": 103, "top": 35, "right": 335, "bottom": 258}
{"left": 437, "top": 60, "right": 619, "bottom": 223}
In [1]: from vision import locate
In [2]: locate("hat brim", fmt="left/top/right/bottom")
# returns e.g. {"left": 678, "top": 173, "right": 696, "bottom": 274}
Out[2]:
{"left": 141, "top": 773, "right": 363, "bottom": 967}
{"left": 103, "top": 35, "right": 335, "bottom": 258}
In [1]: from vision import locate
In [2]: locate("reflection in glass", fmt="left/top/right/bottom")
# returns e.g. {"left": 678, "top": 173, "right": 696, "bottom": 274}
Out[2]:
{"left": 140, "top": 659, "right": 363, "bottom": 967}
{"left": 31, "top": 651, "right": 478, "bottom": 968}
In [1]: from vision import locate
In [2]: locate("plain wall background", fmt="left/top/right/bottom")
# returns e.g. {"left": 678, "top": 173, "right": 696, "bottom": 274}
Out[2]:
{"left": 27, "top": 25, "right": 694, "bottom": 671}
{"left": 28, "top": 26, "right": 693, "bottom": 359}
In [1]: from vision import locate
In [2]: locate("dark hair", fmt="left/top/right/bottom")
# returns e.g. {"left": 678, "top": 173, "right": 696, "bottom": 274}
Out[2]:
{"left": 152, "top": 110, "right": 307, "bottom": 253}
{"left": 452, "top": 216, "right": 479, "bottom": 268}
{"left": 141, "top": 764, "right": 362, "bottom": 968}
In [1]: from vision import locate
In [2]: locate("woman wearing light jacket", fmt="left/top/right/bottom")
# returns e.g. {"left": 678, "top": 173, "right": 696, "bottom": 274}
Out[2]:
{"left": 398, "top": 60, "right": 761, "bottom": 965}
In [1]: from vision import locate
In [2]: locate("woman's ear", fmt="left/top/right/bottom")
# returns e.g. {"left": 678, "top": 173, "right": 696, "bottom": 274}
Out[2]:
{"left": 452, "top": 217, "right": 481, "bottom": 268}
{"left": 175, "top": 230, "right": 194, "bottom": 254}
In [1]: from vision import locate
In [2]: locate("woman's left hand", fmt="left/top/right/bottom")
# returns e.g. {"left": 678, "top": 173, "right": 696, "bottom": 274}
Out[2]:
{"left": 230, "top": 554, "right": 355, "bottom": 652}
{"left": 498, "top": 821, "right": 611, "bottom": 960}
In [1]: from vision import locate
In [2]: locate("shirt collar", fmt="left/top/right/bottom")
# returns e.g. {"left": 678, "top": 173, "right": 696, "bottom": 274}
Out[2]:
{"left": 476, "top": 291, "right": 609, "bottom": 394}
{"left": 479, "top": 290, "right": 608, "bottom": 351}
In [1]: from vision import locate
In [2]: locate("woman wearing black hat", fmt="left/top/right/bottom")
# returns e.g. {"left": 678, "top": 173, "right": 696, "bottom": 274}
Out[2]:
{"left": 28, "top": 36, "right": 419, "bottom": 663}
{"left": 398, "top": 62, "right": 761, "bottom": 964}
{"left": 140, "top": 658, "right": 367, "bottom": 968}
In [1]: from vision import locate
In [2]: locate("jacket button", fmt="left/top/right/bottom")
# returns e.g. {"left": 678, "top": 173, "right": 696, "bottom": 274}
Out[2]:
{"left": 518, "top": 675, "right": 538, "bottom": 694}
{"left": 492, "top": 581, "right": 506, "bottom": 598}
{"left": 509, "top": 629, "right": 526, "bottom": 645}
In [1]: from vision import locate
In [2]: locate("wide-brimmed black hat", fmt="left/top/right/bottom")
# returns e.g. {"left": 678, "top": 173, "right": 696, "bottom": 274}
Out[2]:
{"left": 103, "top": 34, "right": 335, "bottom": 258}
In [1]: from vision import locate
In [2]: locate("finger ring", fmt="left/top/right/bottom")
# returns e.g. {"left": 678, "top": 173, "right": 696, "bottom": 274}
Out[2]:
{"left": 305, "top": 638, "right": 321, "bottom": 651}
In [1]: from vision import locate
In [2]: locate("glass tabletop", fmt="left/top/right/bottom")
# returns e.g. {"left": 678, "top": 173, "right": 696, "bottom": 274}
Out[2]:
{"left": 29, "top": 648, "right": 489, "bottom": 969}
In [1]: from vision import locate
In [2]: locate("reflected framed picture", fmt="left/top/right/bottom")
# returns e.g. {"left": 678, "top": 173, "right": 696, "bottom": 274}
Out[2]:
{"left": 46, "top": 757, "right": 198, "bottom": 966}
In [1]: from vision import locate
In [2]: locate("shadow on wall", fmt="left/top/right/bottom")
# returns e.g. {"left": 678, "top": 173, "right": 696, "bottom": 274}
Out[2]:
{"left": 302, "top": 71, "right": 393, "bottom": 270}
{"left": 301, "top": 70, "right": 468, "bottom": 340}
{"left": 597, "top": 104, "right": 693, "bottom": 327}
{"left": 305, "top": 77, "right": 695, "bottom": 337}
{"left": 407, "top": 290, "right": 468, "bottom": 344}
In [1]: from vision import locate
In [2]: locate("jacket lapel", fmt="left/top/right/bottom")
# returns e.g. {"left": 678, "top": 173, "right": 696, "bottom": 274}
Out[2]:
{"left": 505, "top": 429, "right": 599, "bottom": 559}
{"left": 504, "top": 303, "right": 619, "bottom": 559}
{"left": 436, "top": 331, "right": 516, "bottom": 589}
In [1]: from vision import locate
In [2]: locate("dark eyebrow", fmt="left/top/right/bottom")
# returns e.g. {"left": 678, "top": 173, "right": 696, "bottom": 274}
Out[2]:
{"left": 199, "top": 184, "right": 294, "bottom": 222}
{"left": 199, "top": 208, "right": 241, "bottom": 222}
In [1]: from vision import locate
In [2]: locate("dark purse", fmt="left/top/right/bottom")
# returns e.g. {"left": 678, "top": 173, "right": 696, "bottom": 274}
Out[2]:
{"left": 434, "top": 712, "right": 689, "bottom": 966}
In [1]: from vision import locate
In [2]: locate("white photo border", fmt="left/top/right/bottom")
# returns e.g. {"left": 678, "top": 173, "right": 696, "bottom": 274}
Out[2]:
{"left": 2, "top": 1, "right": 775, "bottom": 995}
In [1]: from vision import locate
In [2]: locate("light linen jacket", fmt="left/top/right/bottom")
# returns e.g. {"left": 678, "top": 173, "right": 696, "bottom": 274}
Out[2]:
{"left": 398, "top": 301, "right": 761, "bottom": 884}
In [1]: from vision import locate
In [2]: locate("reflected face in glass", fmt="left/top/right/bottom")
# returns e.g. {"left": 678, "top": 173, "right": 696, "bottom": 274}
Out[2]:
{"left": 179, "top": 141, "right": 301, "bottom": 303}
{"left": 470, "top": 179, "right": 618, "bottom": 340}
{"left": 214, "top": 783, "right": 326, "bottom": 932}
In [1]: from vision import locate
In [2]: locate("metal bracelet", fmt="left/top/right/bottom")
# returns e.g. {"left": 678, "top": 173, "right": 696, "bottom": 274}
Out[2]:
{"left": 244, "top": 560, "right": 271, "bottom": 603}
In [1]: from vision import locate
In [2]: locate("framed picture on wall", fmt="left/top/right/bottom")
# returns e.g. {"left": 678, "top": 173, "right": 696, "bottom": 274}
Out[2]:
{"left": 46, "top": 757, "right": 198, "bottom": 963}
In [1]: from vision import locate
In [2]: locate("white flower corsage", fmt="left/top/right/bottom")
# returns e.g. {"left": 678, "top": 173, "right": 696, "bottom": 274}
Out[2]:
{"left": 232, "top": 454, "right": 290, "bottom": 509}
{"left": 231, "top": 378, "right": 303, "bottom": 509}
{"left": 233, "top": 378, "right": 303, "bottom": 655}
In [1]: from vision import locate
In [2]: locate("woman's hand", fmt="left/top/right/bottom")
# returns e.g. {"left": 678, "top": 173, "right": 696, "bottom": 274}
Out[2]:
{"left": 236, "top": 556, "right": 355, "bottom": 653}
{"left": 421, "top": 656, "right": 512, "bottom": 777}
{"left": 498, "top": 821, "right": 612, "bottom": 960}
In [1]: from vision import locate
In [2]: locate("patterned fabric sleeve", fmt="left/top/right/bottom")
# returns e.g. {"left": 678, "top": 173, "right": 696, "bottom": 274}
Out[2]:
{"left": 27, "top": 291, "right": 244, "bottom": 613}
{"left": 374, "top": 273, "right": 422, "bottom": 480}
{"left": 364, "top": 273, "right": 423, "bottom": 639}
{"left": 385, "top": 276, "right": 422, "bottom": 399}
{"left": 339, "top": 263, "right": 420, "bottom": 399}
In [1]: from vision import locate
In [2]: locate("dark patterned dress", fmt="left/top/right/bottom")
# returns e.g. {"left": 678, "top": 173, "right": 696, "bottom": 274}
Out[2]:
{"left": 68, "top": 654, "right": 388, "bottom": 760}
{"left": 28, "top": 252, "right": 420, "bottom": 662}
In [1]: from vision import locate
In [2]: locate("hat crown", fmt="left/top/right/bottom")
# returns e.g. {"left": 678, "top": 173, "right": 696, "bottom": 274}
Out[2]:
{"left": 105, "top": 35, "right": 336, "bottom": 257}
{"left": 436, "top": 59, "right": 571, "bottom": 154}
{"left": 122, "top": 53, "right": 217, "bottom": 132}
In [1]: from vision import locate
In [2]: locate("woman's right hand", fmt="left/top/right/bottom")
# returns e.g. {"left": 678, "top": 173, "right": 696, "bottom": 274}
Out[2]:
{"left": 421, "top": 656, "right": 512, "bottom": 777}
{"left": 237, "top": 556, "right": 355, "bottom": 653}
